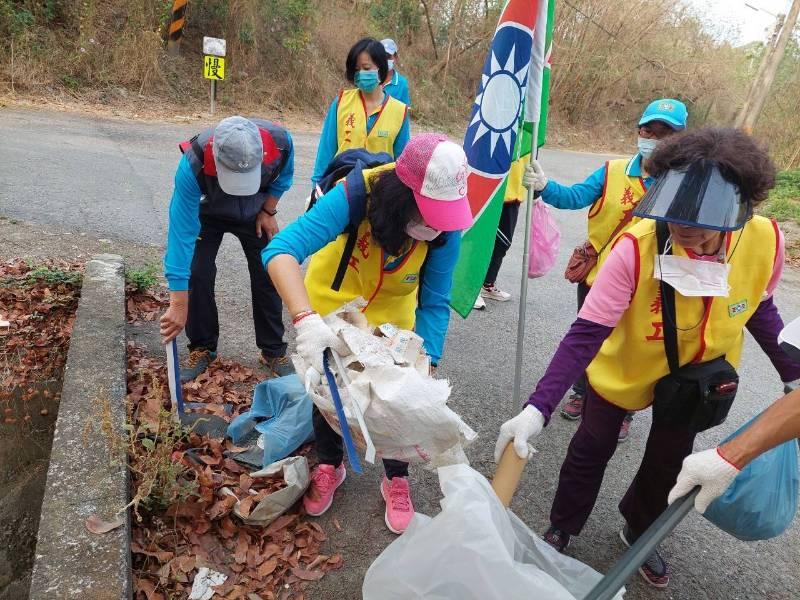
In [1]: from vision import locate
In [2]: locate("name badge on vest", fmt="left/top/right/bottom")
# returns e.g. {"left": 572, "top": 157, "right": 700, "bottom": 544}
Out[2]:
{"left": 402, "top": 273, "right": 418, "bottom": 284}
{"left": 377, "top": 130, "right": 390, "bottom": 138}
{"left": 728, "top": 299, "right": 748, "bottom": 318}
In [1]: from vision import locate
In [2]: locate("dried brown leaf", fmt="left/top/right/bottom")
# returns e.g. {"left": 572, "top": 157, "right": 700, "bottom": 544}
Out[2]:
{"left": 207, "top": 495, "right": 237, "bottom": 520}
{"left": 258, "top": 557, "right": 278, "bottom": 579}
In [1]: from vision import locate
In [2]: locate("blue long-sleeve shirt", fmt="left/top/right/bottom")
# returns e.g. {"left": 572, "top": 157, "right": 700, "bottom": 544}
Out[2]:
{"left": 261, "top": 183, "right": 460, "bottom": 362}
{"left": 311, "top": 95, "right": 411, "bottom": 185}
{"left": 540, "top": 153, "right": 652, "bottom": 210}
{"left": 163, "top": 132, "right": 295, "bottom": 291}
{"left": 383, "top": 71, "right": 411, "bottom": 106}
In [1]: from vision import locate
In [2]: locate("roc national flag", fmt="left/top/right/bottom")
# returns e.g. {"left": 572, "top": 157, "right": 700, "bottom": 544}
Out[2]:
{"left": 449, "top": 0, "right": 552, "bottom": 317}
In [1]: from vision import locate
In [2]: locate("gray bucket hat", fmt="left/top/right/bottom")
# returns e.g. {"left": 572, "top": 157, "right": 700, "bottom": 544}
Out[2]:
{"left": 212, "top": 116, "right": 263, "bottom": 196}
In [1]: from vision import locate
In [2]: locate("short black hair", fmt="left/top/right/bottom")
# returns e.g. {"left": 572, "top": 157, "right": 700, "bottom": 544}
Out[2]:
{"left": 345, "top": 38, "right": 389, "bottom": 84}
{"left": 646, "top": 127, "right": 776, "bottom": 206}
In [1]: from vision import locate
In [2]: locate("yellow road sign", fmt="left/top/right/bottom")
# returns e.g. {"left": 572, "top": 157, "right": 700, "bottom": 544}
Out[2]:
{"left": 203, "top": 55, "right": 225, "bottom": 80}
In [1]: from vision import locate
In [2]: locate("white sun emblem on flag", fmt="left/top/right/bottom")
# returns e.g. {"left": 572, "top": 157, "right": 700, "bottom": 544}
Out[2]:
{"left": 469, "top": 43, "right": 529, "bottom": 157}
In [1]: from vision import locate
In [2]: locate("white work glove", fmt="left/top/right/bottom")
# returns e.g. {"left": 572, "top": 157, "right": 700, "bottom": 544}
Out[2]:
{"left": 522, "top": 160, "right": 548, "bottom": 192}
{"left": 294, "top": 313, "right": 348, "bottom": 375}
{"left": 494, "top": 405, "right": 546, "bottom": 463}
{"left": 668, "top": 448, "right": 740, "bottom": 513}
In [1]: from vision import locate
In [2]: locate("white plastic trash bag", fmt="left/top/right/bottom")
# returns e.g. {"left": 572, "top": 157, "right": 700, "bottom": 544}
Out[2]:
{"left": 363, "top": 464, "right": 624, "bottom": 600}
{"left": 297, "top": 302, "right": 477, "bottom": 468}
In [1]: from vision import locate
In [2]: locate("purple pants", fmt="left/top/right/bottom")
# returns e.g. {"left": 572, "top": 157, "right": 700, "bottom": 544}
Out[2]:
{"left": 550, "top": 386, "right": 696, "bottom": 536}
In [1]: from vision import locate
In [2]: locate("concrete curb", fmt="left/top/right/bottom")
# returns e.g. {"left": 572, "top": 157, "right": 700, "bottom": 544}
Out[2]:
{"left": 30, "top": 255, "right": 131, "bottom": 599}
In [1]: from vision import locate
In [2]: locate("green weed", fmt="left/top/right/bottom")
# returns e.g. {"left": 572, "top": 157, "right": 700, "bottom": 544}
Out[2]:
{"left": 25, "top": 265, "right": 82, "bottom": 286}
{"left": 61, "top": 74, "right": 81, "bottom": 90}
{"left": 760, "top": 169, "right": 800, "bottom": 224}
{"left": 125, "top": 264, "right": 159, "bottom": 292}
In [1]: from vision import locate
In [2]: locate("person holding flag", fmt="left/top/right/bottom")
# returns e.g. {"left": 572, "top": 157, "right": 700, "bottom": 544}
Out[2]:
{"left": 524, "top": 99, "right": 688, "bottom": 441}
{"left": 494, "top": 127, "right": 800, "bottom": 588}
{"left": 381, "top": 38, "right": 411, "bottom": 107}
{"left": 448, "top": 0, "right": 552, "bottom": 321}
{"left": 310, "top": 37, "right": 410, "bottom": 187}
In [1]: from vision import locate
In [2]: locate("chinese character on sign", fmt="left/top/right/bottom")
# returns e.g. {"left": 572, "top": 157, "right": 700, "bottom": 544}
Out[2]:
{"left": 203, "top": 56, "right": 225, "bottom": 80}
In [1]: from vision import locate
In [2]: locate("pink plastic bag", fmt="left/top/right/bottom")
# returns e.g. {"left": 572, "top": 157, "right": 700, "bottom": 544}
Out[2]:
{"left": 528, "top": 199, "right": 561, "bottom": 278}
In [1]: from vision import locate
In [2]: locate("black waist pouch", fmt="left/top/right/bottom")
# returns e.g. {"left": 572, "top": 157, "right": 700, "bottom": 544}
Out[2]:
{"left": 652, "top": 222, "right": 739, "bottom": 433}
{"left": 653, "top": 357, "right": 739, "bottom": 432}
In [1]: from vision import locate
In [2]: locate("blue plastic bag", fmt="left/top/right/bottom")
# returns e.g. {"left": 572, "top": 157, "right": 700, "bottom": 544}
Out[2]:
{"left": 227, "top": 374, "right": 314, "bottom": 467}
{"left": 704, "top": 415, "right": 799, "bottom": 541}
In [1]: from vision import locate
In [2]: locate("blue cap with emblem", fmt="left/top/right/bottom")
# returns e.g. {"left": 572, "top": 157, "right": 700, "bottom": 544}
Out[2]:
{"left": 638, "top": 98, "right": 688, "bottom": 131}
{"left": 212, "top": 116, "right": 263, "bottom": 196}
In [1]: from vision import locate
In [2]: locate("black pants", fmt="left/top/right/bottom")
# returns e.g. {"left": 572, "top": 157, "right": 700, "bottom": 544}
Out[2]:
{"left": 313, "top": 405, "right": 409, "bottom": 479}
{"left": 484, "top": 202, "right": 521, "bottom": 286}
{"left": 185, "top": 216, "right": 286, "bottom": 357}
{"left": 571, "top": 281, "right": 591, "bottom": 395}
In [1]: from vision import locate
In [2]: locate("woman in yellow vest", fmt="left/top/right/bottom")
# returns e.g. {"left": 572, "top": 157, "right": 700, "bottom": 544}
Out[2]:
{"left": 494, "top": 128, "right": 800, "bottom": 588}
{"left": 310, "top": 37, "right": 411, "bottom": 187}
{"left": 524, "top": 99, "right": 688, "bottom": 434}
{"left": 263, "top": 134, "right": 471, "bottom": 534}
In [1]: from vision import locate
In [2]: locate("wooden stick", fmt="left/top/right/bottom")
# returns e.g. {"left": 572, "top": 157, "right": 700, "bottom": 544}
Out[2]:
{"left": 491, "top": 444, "right": 528, "bottom": 508}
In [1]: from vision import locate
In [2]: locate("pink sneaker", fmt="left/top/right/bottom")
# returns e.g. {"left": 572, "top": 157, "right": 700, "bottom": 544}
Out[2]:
{"left": 380, "top": 476, "right": 414, "bottom": 534}
{"left": 303, "top": 464, "right": 346, "bottom": 517}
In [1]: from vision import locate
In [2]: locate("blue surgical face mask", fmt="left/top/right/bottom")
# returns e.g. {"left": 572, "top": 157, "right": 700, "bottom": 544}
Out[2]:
{"left": 355, "top": 69, "right": 380, "bottom": 93}
{"left": 637, "top": 136, "right": 659, "bottom": 159}
{"left": 387, "top": 59, "right": 395, "bottom": 71}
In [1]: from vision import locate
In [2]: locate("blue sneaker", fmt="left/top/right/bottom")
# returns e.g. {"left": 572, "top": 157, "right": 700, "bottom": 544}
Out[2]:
{"left": 180, "top": 349, "right": 217, "bottom": 382}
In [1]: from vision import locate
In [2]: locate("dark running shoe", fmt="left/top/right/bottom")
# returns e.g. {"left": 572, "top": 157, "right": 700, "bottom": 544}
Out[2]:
{"left": 260, "top": 354, "right": 295, "bottom": 378}
{"left": 180, "top": 348, "right": 217, "bottom": 382}
{"left": 620, "top": 524, "right": 670, "bottom": 588}
{"left": 617, "top": 412, "right": 634, "bottom": 443}
{"left": 543, "top": 526, "right": 571, "bottom": 553}
{"left": 560, "top": 393, "right": 584, "bottom": 420}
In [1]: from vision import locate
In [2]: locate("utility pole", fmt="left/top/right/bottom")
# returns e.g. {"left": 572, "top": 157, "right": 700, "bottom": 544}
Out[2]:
{"left": 734, "top": 0, "right": 800, "bottom": 134}
{"left": 166, "top": 0, "right": 188, "bottom": 56}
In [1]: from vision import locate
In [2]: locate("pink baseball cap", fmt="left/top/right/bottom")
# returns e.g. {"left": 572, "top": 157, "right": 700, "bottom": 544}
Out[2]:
{"left": 395, "top": 133, "right": 472, "bottom": 232}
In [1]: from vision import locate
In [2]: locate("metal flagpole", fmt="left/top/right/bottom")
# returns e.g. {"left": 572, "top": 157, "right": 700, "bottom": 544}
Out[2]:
{"left": 511, "top": 121, "right": 540, "bottom": 416}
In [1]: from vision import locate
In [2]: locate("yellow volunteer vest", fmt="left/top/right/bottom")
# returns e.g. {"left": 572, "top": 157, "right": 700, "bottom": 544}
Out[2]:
{"left": 304, "top": 166, "right": 428, "bottom": 329}
{"left": 585, "top": 158, "right": 647, "bottom": 285}
{"left": 586, "top": 216, "right": 779, "bottom": 411}
{"left": 336, "top": 89, "right": 408, "bottom": 157}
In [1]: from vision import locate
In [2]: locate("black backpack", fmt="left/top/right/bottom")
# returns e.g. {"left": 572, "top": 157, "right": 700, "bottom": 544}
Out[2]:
{"left": 309, "top": 148, "right": 443, "bottom": 305}
{"left": 311, "top": 149, "right": 392, "bottom": 291}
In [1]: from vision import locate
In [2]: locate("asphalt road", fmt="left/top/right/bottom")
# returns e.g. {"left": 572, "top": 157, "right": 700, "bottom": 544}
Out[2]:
{"left": 2, "top": 106, "right": 799, "bottom": 600}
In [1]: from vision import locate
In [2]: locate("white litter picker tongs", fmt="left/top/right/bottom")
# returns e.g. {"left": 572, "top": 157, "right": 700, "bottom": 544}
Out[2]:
{"left": 323, "top": 348, "right": 376, "bottom": 470}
